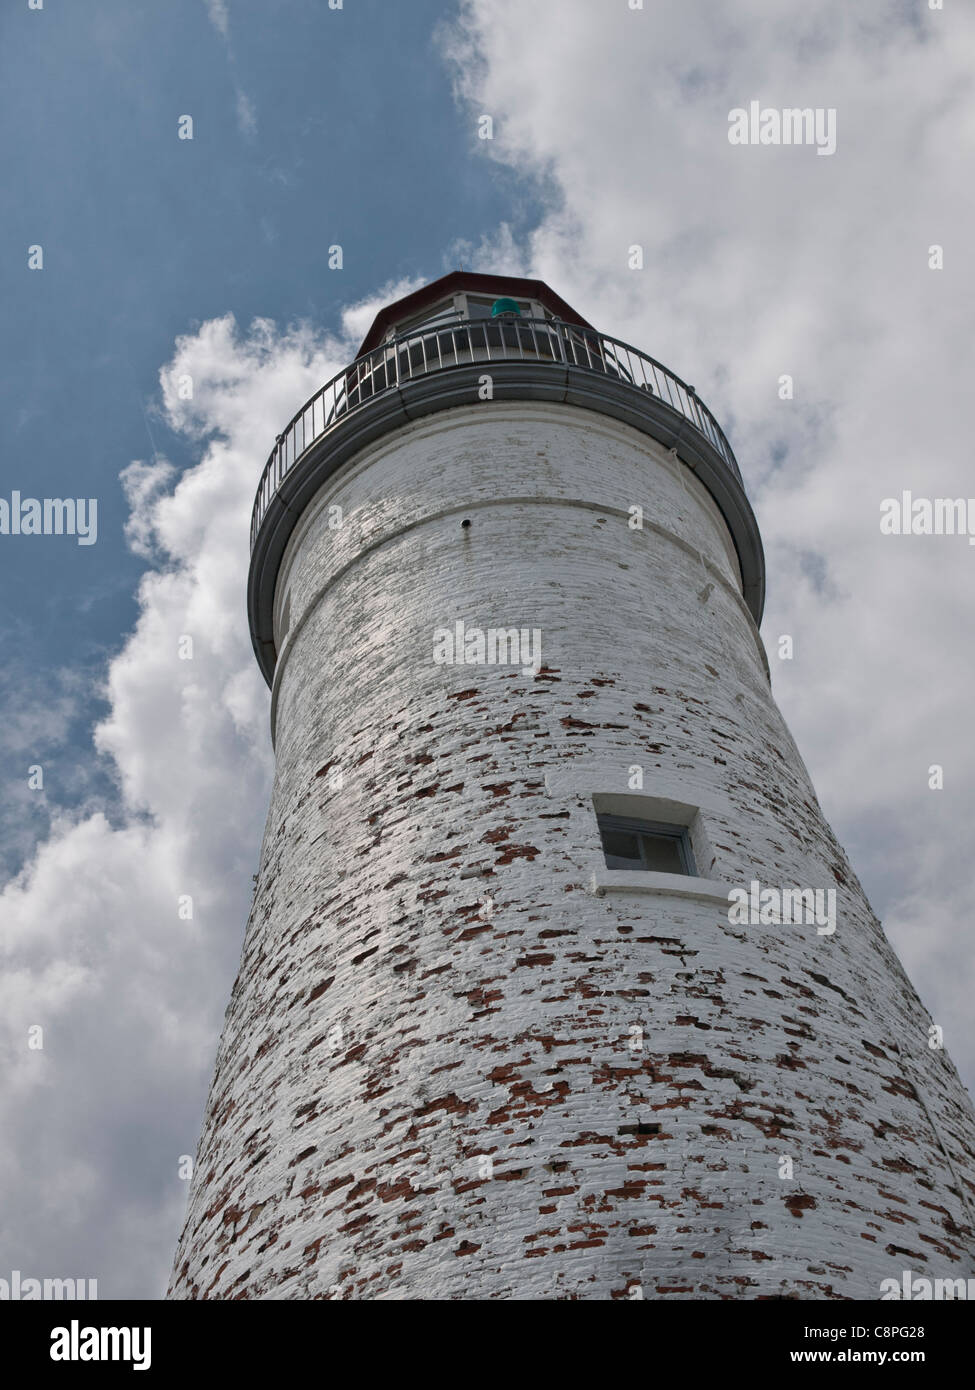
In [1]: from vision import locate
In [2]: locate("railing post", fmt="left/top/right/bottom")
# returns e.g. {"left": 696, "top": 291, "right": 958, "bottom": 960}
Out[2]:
{"left": 553, "top": 320, "right": 568, "bottom": 365}
{"left": 249, "top": 319, "right": 744, "bottom": 550}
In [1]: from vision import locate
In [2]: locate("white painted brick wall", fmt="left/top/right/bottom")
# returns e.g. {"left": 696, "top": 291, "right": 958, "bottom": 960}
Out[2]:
{"left": 170, "top": 402, "right": 975, "bottom": 1300}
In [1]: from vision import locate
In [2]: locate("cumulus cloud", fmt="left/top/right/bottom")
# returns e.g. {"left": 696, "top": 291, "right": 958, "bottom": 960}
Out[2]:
{"left": 0, "top": 663, "right": 90, "bottom": 883}
{"left": 439, "top": 0, "right": 975, "bottom": 1082}
{"left": 337, "top": 274, "right": 425, "bottom": 348}
{"left": 0, "top": 286, "right": 405, "bottom": 1297}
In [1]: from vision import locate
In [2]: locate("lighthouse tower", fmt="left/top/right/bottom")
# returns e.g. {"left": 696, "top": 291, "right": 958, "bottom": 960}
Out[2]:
{"left": 170, "top": 273, "right": 975, "bottom": 1300}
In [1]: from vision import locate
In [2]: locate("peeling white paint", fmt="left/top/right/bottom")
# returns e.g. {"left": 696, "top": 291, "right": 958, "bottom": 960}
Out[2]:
{"left": 170, "top": 402, "right": 975, "bottom": 1300}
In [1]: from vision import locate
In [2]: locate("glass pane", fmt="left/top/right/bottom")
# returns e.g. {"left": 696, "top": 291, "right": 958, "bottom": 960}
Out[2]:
{"left": 397, "top": 301, "right": 460, "bottom": 335}
{"left": 639, "top": 833, "right": 685, "bottom": 875}
{"left": 601, "top": 829, "right": 641, "bottom": 866}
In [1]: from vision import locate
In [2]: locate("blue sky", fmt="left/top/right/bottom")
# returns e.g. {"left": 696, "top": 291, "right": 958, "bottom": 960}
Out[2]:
{"left": 0, "top": 0, "right": 554, "bottom": 1296}
{"left": 0, "top": 0, "right": 534, "bottom": 868}
{"left": 2, "top": 0, "right": 974, "bottom": 1299}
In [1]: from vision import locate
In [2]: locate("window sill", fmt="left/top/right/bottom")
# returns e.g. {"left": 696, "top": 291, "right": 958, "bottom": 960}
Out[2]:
{"left": 588, "top": 870, "right": 731, "bottom": 904}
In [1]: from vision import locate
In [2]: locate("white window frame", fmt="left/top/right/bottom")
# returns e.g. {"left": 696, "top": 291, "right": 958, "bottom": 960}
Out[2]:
{"left": 542, "top": 771, "right": 733, "bottom": 903}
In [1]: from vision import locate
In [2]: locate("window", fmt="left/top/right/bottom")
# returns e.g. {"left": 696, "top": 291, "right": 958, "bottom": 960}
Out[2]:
{"left": 462, "top": 295, "right": 548, "bottom": 320}
{"left": 387, "top": 298, "right": 462, "bottom": 339}
{"left": 596, "top": 813, "right": 696, "bottom": 876}
{"left": 465, "top": 297, "right": 528, "bottom": 319}
{"left": 384, "top": 294, "right": 552, "bottom": 342}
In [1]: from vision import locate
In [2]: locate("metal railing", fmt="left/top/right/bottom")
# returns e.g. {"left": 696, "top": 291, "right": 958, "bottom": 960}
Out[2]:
{"left": 250, "top": 317, "right": 741, "bottom": 548}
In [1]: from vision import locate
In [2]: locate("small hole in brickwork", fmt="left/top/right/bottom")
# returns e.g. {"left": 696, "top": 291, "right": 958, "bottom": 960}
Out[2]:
{"left": 618, "top": 1123, "right": 661, "bottom": 1136}
{"left": 461, "top": 518, "right": 472, "bottom": 528}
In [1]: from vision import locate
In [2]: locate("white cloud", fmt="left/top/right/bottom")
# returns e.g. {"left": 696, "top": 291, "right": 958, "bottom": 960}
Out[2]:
{"left": 446, "top": 221, "right": 530, "bottom": 277}
{"left": 337, "top": 275, "right": 425, "bottom": 348}
{"left": 203, "top": 0, "right": 259, "bottom": 140}
{"left": 204, "top": 0, "right": 229, "bottom": 39}
{"left": 121, "top": 459, "right": 176, "bottom": 561}
{"left": 0, "top": 664, "right": 89, "bottom": 881}
{"left": 0, "top": 288, "right": 403, "bottom": 1296}
{"left": 438, "top": 0, "right": 975, "bottom": 1088}
{"left": 235, "top": 88, "right": 257, "bottom": 138}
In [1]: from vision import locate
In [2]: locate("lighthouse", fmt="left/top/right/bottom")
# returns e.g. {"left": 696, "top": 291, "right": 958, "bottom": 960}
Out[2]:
{"left": 170, "top": 272, "right": 975, "bottom": 1300}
